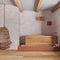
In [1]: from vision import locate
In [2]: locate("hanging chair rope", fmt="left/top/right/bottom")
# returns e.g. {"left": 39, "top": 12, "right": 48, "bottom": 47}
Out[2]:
{"left": 4, "top": 4, "right": 5, "bottom": 27}
{"left": 0, "top": 0, "right": 12, "bottom": 49}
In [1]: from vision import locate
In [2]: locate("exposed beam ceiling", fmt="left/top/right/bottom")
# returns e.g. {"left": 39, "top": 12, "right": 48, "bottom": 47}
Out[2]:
{"left": 35, "top": 0, "right": 43, "bottom": 12}
{"left": 14, "top": 0, "right": 23, "bottom": 12}
{"left": 51, "top": 1, "right": 60, "bottom": 12}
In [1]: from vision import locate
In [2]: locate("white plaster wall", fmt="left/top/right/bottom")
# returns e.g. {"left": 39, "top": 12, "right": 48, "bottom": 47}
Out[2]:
{"left": 5, "top": 5, "right": 20, "bottom": 50}
{"left": 1, "top": 0, "right": 13, "bottom": 5}
{"left": 41, "top": 10, "right": 56, "bottom": 35}
{"left": 0, "top": 0, "right": 2, "bottom": 4}
{"left": 52, "top": 9, "right": 60, "bottom": 44}
{"left": 0, "top": 5, "right": 4, "bottom": 27}
{"left": 20, "top": 11, "right": 43, "bottom": 36}
{"left": 20, "top": 10, "right": 56, "bottom": 36}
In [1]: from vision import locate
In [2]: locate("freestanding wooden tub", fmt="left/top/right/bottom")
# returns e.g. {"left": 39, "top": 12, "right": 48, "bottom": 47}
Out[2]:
{"left": 18, "top": 35, "right": 57, "bottom": 51}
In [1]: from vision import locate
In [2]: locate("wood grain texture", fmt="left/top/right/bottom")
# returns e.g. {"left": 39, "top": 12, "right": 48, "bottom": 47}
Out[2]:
{"left": 14, "top": 0, "right": 23, "bottom": 12}
{"left": 51, "top": 2, "right": 60, "bottom": 12}
{"left": 0, "top": 50, "right": 60, "bottom": 60}
{"left": 18, "top": 45, "right": 54, "bottom": 51}
{"left": 25, "top": 35, "right": 56, "bottom": 46}
{"left": 35, "top": 0, "right": 43, "bottom": 12}
{"left": 18, "top": 45, "right": 60, "bottom": 51}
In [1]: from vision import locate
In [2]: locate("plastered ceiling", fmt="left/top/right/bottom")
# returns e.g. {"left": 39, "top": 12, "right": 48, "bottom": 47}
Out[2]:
{"left": 0, "top": 0, "right": 60, "bottom": 10}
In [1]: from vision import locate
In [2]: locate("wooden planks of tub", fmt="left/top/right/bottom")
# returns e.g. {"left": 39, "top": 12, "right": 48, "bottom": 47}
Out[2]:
{"left": 25, "top": 35, "right": 56, "bottom": 46}
{"left": 18, "top": 35, "right": 58, "bottom": 51}
{"left": 18, "top": 45, "right": 60, "bottom": 51}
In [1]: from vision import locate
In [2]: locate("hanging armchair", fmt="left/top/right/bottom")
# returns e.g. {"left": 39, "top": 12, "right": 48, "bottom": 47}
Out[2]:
{"left": 0, "top": 1, "right": 11, "bottom": 49}
{"left": 0, "top": 27, "right": 11, "bottom": 49}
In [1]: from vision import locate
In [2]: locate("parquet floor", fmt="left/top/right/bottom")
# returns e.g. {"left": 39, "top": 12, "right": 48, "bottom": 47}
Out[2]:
{"left": 0, "top": 50, "right": 60, "bottom": 60}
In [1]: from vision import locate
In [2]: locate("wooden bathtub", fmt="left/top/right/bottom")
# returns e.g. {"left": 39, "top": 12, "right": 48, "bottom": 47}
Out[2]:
{"left": 19, "top": 35, "right": 57, "bottom": 51}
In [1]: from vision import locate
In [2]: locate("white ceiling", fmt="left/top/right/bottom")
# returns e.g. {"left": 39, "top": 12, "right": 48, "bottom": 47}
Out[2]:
{"left": 0, "top": 0, "right": 60, "bottom": 10}
{"left": 42, "top": 0, "right": 60, "bottom": 10}
{"left": 21, "top": 0, "right": 60, "bottom": 10}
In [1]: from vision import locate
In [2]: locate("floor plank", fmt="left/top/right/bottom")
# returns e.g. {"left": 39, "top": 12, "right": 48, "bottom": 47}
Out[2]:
{"left": 0, "top": 50, "right": 60, "bottom": 60}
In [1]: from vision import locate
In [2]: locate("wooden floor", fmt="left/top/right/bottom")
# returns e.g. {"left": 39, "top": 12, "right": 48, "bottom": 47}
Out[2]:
{"left": 0, "top": 50, "right": 60, "bottom": 60}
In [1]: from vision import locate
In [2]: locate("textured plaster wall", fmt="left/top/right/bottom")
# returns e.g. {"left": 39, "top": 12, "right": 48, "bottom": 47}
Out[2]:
{"left": 52, "top": 9, "right": 60, "bottom": 44}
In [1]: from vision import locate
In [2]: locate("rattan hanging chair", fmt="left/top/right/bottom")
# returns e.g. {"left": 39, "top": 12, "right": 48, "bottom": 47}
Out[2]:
{"left": 0, "top": 27, "right": 11, "bottom": 49}
{"left": 0, "top": 2, "right": 11, "bottom": 49}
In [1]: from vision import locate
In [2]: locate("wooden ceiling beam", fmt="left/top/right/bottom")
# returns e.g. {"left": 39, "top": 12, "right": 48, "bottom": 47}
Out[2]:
{"left": 51, "top": 2, "right": 60, "bottom": 12}
{"left": 35, "top": 0, "right": 43, "bottom": 12}
{"left": 14, "top": 0, "right": 23, "bottom": 12}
